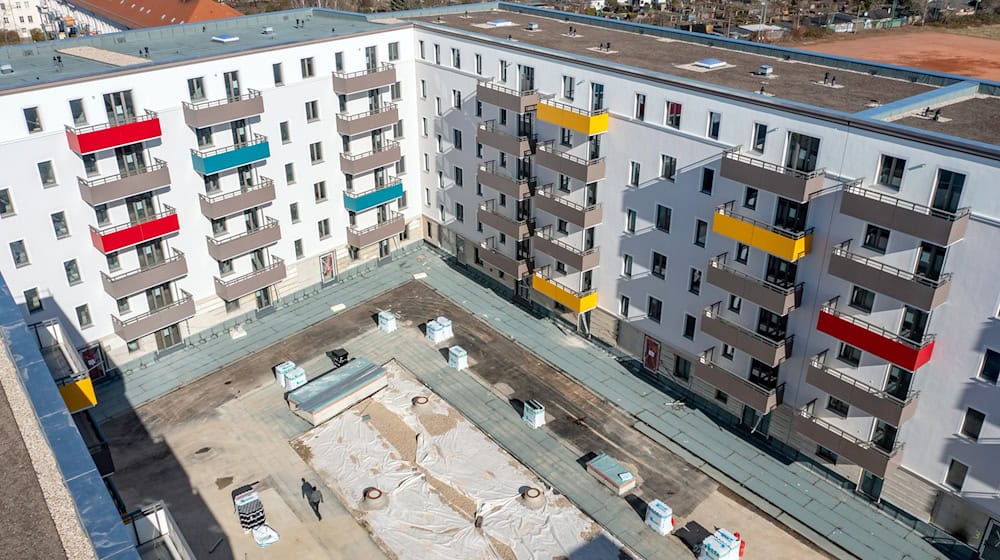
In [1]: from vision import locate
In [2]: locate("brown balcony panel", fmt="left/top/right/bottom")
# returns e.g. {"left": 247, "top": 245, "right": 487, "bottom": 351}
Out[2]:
{"left": 828, "top": 251, "right": 951, "bottom": 310}
{"left": 792, "top": 413, "right": 902, "bottom": 477}
{"left": 477, "top": 127, "right": 532, "bottom": 156}
{"left": 840, "top": 187, "right": 969, "bottom": 246}
{"left": 207, "top": 220, "right": 281, "bottom": 261}
{"left": 477, "top": 169, "right": 532, "bottom": 199}
{"left": 533, "top": 194, "right": 603, "bottom": 228}
{"left": 77, "top": 162, "right": 171, "bottom": 206}
{"left": 700, "top": 312, "right": 789, "bottom": 367}
{"left": 347, "top": 215, "right": 405, "bottom": 248}
{"left": 694, "top": 359, "right": 782, "bottom": 413}
{"left": 536, "top": 148, "right": 605, "bottom": 182}
{"left": 339, "top": 144, "right": 401, "bottom": 175}
{"left": 182, "top": 94, "right": 264, "bottom": 128}
{"left": 332, "top": 65, "right": 397, "bottom": 94}
{"left": 336, "top": 105, "right": 399, "bottom": 136}
{"left": 101, "top": 251, "right": 187, "bottom": 300}
{"left": 214, "top": 260, "right": 286, "bottom": 302}
{"left": 112, "top": 293, "right": 195, "bottom": 341}
{"left": 476, "top": 82, "right": 539, "bottom": 113}
{"left": 199, "top": 180, "right": 276, "bottom": 220}
{"left": 806, "top": 362, "right": 919, "bottom": 426}
{"left": 720, "top": 153, "right": 825, "bottom": 202}
{"left": 478, "top": 207, "right": 530, "bottom": 239}
{"left": 479, "top": 246, "right": 529, "bottom": 278}
{"left": 706, "top": 263, "right": 798, "bottom": 314}
{"left": 533, "top": 235, "right": 600, "bottom": 271}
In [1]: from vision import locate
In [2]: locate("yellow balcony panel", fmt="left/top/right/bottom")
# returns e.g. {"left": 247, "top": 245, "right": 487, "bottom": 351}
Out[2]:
{"left": 532, "top": 273, "right": 597, "bottom": 313}
{"left": 712, "top": 205, "right": 813, "bottom": 262}
{"left": 537, "top": 100, "right": 608, "bottom": 135}
{"left": 58, "top": 376, "right": 97, "bottom": 413}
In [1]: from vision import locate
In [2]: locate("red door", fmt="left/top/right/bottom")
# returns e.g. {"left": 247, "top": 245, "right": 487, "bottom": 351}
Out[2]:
{"left": 643, "top": 336, "right": 660, "bottom": 372}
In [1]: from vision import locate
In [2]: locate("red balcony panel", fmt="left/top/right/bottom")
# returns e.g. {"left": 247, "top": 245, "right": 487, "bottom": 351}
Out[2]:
{"left": 66, "top": 115, "right": 162, "bottom": 155}
{"left": 90, "top": 210, "right": 179, "bottom": 254}
{"left": 816, "top": 310, "right": 935, "bottom": 370}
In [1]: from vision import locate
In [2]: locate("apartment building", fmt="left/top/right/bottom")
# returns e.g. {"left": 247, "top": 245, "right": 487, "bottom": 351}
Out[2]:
{"left": 1, "top": 0, "right": 42, "bottom": 37}
{"left": 0, "top": 3, "right": 997, "bottom": 555}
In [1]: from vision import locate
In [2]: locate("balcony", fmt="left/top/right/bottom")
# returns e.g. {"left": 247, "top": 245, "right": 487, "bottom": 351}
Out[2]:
{"left": 695, "top": 351, "right": 784, "bottom": 413}
{"left": 182, "top": 90, "right": 264, "bottom": 128}
{"left": 720, "top": 151, "right": 827, "bottom": 202}
{"left": 336, "top": 104, "right": 399, "bottom": 136}
{"left": 840, "top": 183, "right": 970, "bottom": 246}
{"left": 33, "top": 321, "right": 98, "bottom": 414}
{"left": 339, "top": 141, "right": 401, "bottom": 175}
{"left": 816, "top": 300, "right": 935, "bottom": 371}
{"left": 478, "top": 200, "right": 532, "bottom": 240}
{"left": 478, "top": 120, "right": 534, "bottom": 156}
{"left": 531, "top": 272, "right": 597, "bottom": 313}
{"left": 65, "top": 110, "right": 161, "bottom": 155}
{"left": 537, "top": 99, "right": 608, "bottom": 135}
{"left": 77, "top": 159, "right": 171, "bottom": 206}
{"left": 792, "top": 410, "right": 903, "bottom": 477}
{"left": 536, "top": 142, "right": 606, "bottom": 182}
{"left": 533, "top": 184, "right": 603, "bottom": 228}
{"left": 706, "top": 255, "right": 802, "bottom": 314}
{"left": 533, "top": 226, "right": 600, "bottom": 271}
{"left": 90, "top": 206, "right": 179, "bottom": 254}
{"left": 347, "top": 212, "right": 406, "bottom": 248}
{"left": 476, "top": 81, "right": 539, "bottom": 113}
{"left": 479, "top": 237, "right": 530, "bottom": 279}
{"left": 477, "top": 161, "right": 534, "bottom": 199}
{"left": 101, "top": 250, "right": 188, "bottom": 300}
{"left": 214, "top": 257, "right": 286, "bottom": 302}
{"left": 191, "top": 134, "right": 270, "bottom": 175}
{"left": 199, "top": 178, "right": 276, "bottom": 219}
{"left": 73, "top": 411, "right": 114, "bottom": 477}
{"left": 712, "top": 202, "right": 813, "bottom": 262}
{"left": 332, "top": 63, "right": 396, "bottom": 94}
{"left": 112, "top": 291, "right": 195, "bottom": 342}
{"left": 124, "top": 502, "right": 196, "bottom": 559}
{"left": 807, "top": 353, "right": 920, "bottom": 426}
{"left": 701, "top": 302, "right": 793, "bottom": 367}
{"left": 343, "top": 180, "right": 404, "bottom": 213}
{"left": 828, "top": 241, "right": 952, "bottom": 310}
{"left": 206, "top": 217, "right": 281, "bottom": 261}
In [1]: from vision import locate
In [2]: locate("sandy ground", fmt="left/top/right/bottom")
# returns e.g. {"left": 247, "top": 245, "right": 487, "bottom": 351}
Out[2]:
{"left": 798, "top": 30, "right": 1000, "bottom": 81}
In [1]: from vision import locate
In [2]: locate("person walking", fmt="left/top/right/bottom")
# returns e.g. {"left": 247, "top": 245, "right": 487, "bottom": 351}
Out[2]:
{"left": 307, "top": 484, "right": 324, "bottom": 520}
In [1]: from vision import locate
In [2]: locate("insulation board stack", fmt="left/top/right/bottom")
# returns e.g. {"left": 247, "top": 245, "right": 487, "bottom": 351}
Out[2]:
{"left": 378, "top": 311, "right": 397, "bottom": 333}
{"left": 645, "top": 499, "right": 674, "bottom": 535}
{"left": 448, "top": 346, "right": 468, "bottom": 370}
{"left": 273, "top": 361, "right": 297, "bottom": 389}
{"left": 286, "top": 357, "right": 387, "bottom": 426}
{"left": 436, "top": 316, "right": 454, "bottom": 340}
{"left": 283, "top": 367, "right": 307, "bottom": 391}
{"left": 698, "top": 528, "right": 741, "bottom": 560}
{"left": 523, "top": 399, "right": 546, "bottom": 428}
{"left": 585, "top": 453, "right": 636, "bottom": 496}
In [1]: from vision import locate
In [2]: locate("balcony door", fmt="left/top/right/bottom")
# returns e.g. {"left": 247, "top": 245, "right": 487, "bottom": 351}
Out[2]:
{"left": 748, "top": 359, "right": 779, "bottom": 390}
{"left": 154, "top": 324, "right": 182, "bottom": 351}
{"left": 518, "top": 64, "right": 534, "bottom": 92}
{"left": 588, "top": 135, "right": 601, "bottom": 160}
{"left": 368, "top": 90, "right": 380, "bottom": 111}
{"left": 518, "top": 113, "right": 533, "bottom": 137}
{"left": 365, "top": 46, "right": 378, "bottom": 71}
{"left": 784, "top": 132, "right": 820, "bottom": 173}
{"left": 756, "top": 308, "right": 788, "bottom": 342}
{"left": 244, "top": 209, "right": 261, "bottom": 232}
{"left": 237, "top": 165, "right": 254, "bottom": 188}
{"left": 223, "top": 71, "right": 241, "bottom": 99}
{"left": 590, "top": 83, "right": 604, "bottom": 112}
{"left": 126, "top": 193, "right": 155, "bottom": 223}
{"left": 375, "top": 168, "right": 387, "bottom": 188}
{"left": 136, "top": 240, "right": 165, "bottom": 269}
{"left": 931, "top": 170, "right": 965, "bottom": 214}
{"left": 231, "top": 119, "right": 249, "bottom": 145}
{"left": 250, "top": 249, "right": 266, "bottom": 271}
{"left": 371, "top": 129, "right": 384, "bottom": 150}
{"left": 899, "top": 306, "right": 928, "bottom": 343}
{"left": 884, "top": 366, "right": 913, "bottom": 401}
{"left": 764, "top": 255, "right": 797, "bottom": 288}
{"left": 377, "top": 204, "right": 389, "bottom": 224}
{"left": 103, "top": 90, "right": 136, "bottom": 124}
{"left": 146, "top": 283, "right": 174, "bottom": 311}
{"left": 115, "top": 143, "right": 147, "bottom": 175}
{"left": 774, "top": 198, "right": 808, "bottom": 232}
{"left": 871, "top": 420, "right": 897, "bottom": 453}
{"left": 915, "top": 242, "right": 946, "bottom": 281}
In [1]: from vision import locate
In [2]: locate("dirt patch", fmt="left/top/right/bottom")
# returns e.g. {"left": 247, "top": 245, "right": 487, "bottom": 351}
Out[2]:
{"left": 289, "top": 438, "right": 313, "bottom": 462}
{"left": 362, "top": 400, "right": 418, "bottom": 463}
{"left": 486, "top": 534, "right": 517, "bottom": 560}
{"left": 420, "top": 468, "right": 477, "bottom": 520}
{"left": 416, "top": 408, "right": 459, "bottom": 436}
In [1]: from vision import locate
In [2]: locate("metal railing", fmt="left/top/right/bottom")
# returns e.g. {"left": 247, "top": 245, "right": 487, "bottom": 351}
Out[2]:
{"left": 344, "top": 177, "right": 402, "bottom": 198}
{"left": 91, "top": 205, "right": 176, "bottom": 236}
{"left": 112, "top": 291, "right": 193, "bottom": 330}
{"left": 724, "top": 150, "right": 826, "bottom": 180}
{"left": 336, "top": 103, "right": 397, "bottom": 121}
{"left": 478, "top": 160, "right": 532, "bottom": 184}
{"left": 798, "top": 406, "right": 904, "bottom": 457}
{"left": 535, "top": 225, "right": 598, "bottom": 257}
{"left": 717, "top": 201, "right": 813, "bottom": 240}
{"left": 208, "top": 217, "right": 279, "bottom": 246}
{"left": 832, "top": 241, "right": 951, "bottom": 288}
{"left": 534, "top": 265, "right": 596, "bottom": 298}
{"left": 182, "top": 89, "right": 261, "bottom": 110}
{"left": 480, "top": 80, "right": 536, "bottom": 97}
{"left": 698, "top": 349, "right": 785, "bottom": 398}
{"left": 342, "top": 140, "right": 400, "bottom": 161}
{"left": 535, "top": 183, "right": 601, "bottom": 212}
{"left": 191, "top": 133, "right": 268, "bottom": 158}
{"left": 705, "top": 301, "right": 795, "bottom": 352}
{"left": 811, "top": 351, "right": 919, "bottom": 405}
{"left": 332, "top": 62, "right": 394, "bottom": 79}
{"left": 101, "top": 249, "right": 185, "bottom": 284}
{"left": 711, "top": 253, "right": 803, "bottom": 298}
{"left": 78, "top": 158, "right": 167, "bottom": 188}
{"left": 215, "top": 257, "right": 284, "bottom": 288}
{"left": 348, "top": 212, "right": 403, "bottom": 236}
{"left": 540, "top": 97, "right": 608, "bottom": 116}
{"left": 199, "top": 177, "right": 274, "bottom": 204}
{"left": 821, "top": 297, "right": 935, "bottom": 348}
{"left": 537, "top": 140, "right": 604, "bottom": 166}
{"left": 843, "top": 182, "right": 970, "bottom": 221}
{"left": 66, "top": 109, "right": 158, "bottom": 134}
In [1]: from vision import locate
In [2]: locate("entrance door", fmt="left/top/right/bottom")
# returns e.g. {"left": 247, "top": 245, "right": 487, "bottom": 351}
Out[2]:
{"left": 378, "top": 239, "right": 391, "bottom": 260}
{"left": 740, "top": 405, "right": 771, "bottom": 437}
{"left": 455, "top": 235, "right": 466, "bottom": 264}
{"left": 223, "top": 71, "right": 241, "bottom": 99}
{"left": 255, "top": 287, "right": 273, "bottom": 310}
{"left": 643, "top": 336, "right": 660, "bottom": 372}
{"left": 516, "top": 277, "right": 531, "bottom": 299}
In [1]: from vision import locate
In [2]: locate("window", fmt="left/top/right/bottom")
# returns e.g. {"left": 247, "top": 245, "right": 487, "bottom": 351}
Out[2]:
{"left": 559, "top": 174, "right": 571, "bottom": 192}
{"left": 454, "top": 167, "right": 464, "bottom": 187}
{"left": 634, "top": 93, "right": 646, "bottom": 121}
{"left": 388, "top": 41, "right": 399, "bottom": 61}
{"left": 619, "top": 295, "right": 630, "bottom": 316}
{"left": 674, "top": 356, "right": 692, "bottom": 380}
{"left": 76, "top": 304, "right": 92, "bottom": 328}
{"left": 721, "top": 344, "right": 735, "bottom": 360}
{"left": 218, "top": 259, "right": 234, "bottom": 276}
{"left": 392, "top": 119, "right": 404, "bottom": 138}
{"left": 715, "top": 390, "right": 728, "bottom": 404}
{"left": 276, "top": 122, "right": 290, "bottom": 145}
{"left": 475, "top": 101, "right": 482, "bottom": 118}
{"left": 0, "top": 189, "right": 12, "bottom": 216}
{"left": 557, "top": 219, "right": 568, "bottom": 234}
{"left": 815, "top": 446, "right": 838, "bottom": 464}
{"left": 735, "top": 243, "right": 749, "bottom": 264}
{"left": 629, "top": 161, "right": 640, "bottom": 187}
{"left": 961, "top": 408, "right": 986, "bottom": 441}
{"left": 69, "top": 99, "right": 87, "bottom": 125}
{"left": 689, "top": 268, "right": 702, "bottom": 295}
{"left": 272, "top": 63, "right": 283, "bottom": 86}
{"left": 475, "top": 53, "right": 482, "bottom": 75}
{"left": 849, "top": 286, "right": 875, "bottom": 312}
{"left": 423, "top": 153, "right": 429, "bottom": 171}
{"left": 418, "top": 40, "right": 425, "bottom": 59}
{"left": 694, "top": 220, "right": 708, "bottom": 247}
{"left": 660, "top": 154, "right": 676, "bottom": 180}
{"left": 555, "top": 261, "right": 566, "bottom": 274}
{"left": 285, "top": 163, "right": 295, "bottom": 184}
{"left": 618, "top": 254, "right": 634, "bottom": 279}
{"left": 313, "top": 181, "right": 327, "bottom": 202}
{"left": 559, "top": 75, "right": 575, "bottom": 100}
{"left": 728, "top": 295, "right": 742, "bottom": 313}
{"left": 396, "top": 157, "right": 406, "bottom": 175}
{"left": 560, "top": 127, "right": 572, "bottom": 146}
{"left": 289, "top": 203, "right": 300, "bottom": 223}
{"left": 932, "top": 169, "right": 965, "bottom": 213}
{"left": 500, "top": 60, "right": 508, "bottom": 82}
{"left": 451, "top": 48, "right": 461, "bottom": 68}
{"left": 837, "top": 342, "right": 862, "bottom": 367}
{"left": 309, "top": 142, "right": 323, "bottom": 164}
{"left": 752, "top": 123, "right": 768, "bottom": 152}
{"left": 300, "top": 57, "right": 314, "bottom": 78}
{"left": 127, "top": 340, "right": 141, "bottom": 353}
{"left": 435, "top": 97, "right": 442, "bottom": 116}
{"left": 51, "top": 212, "right": 69, "bottom": 238}
{"left": 390, "top": 81, "right": 402, "bottom": 101}
{"left": 452, "top": 89, "right": 462, "bottom": 109}
{"left": 647, "top": 296, "right": 663, "bottom": 323}
{"left": 398, "top": 190, "right": 408, "bottom": 208}
{"left": 785, "top": 132, "right": 821, "bottom": 173}
{"left": 186, "top": 77, "right": 205, "bottom": 102}
{"left": 64, "top": 259, "right": 81, "bottom": 285}
{"left": 318, "top": 218, "right": 331, "bottom": 239}
{"left": 666, "top": 102, "right": 682, "bottom": 128}
{"left": 37, "top": 161, "right": 56, "bottom": 186}
{"left": 499, "top": 109, "right": 507, "bottom": 126}
{"left": 683, "top": 314, "right": 697, "bottom": 339}
{"left": 743, "top": 187, "right": 758, "bottom": 210}
{"left": 701, "top": 168, "right": 714, "bottom": 194}
{"left": 944, "top": 459, "right": 968, "bottom": 492}
{"left": 23, "top": 288, "right": 42, "bottom": 313}
{"left": 433, "top": 44, "right": 441, "bottom": 64}
{"left": 195, "top": 127, "right": 213, "bottom": 148}
{"left": 117, "top": 297, "right": 130, "bottom": 314}
{"left": 420, "top": 80, "right": 427, "bottom": 98}
{"left": 453, "top": 129, "right": 463, "bottom": 150}
{"left": 826, "top": 396, "right": 850, "bottom": 417}
{"left": 625, "top": 209, "right": 637, "bottom": 234}
{"left": 436, "top": 135, "right": 443, "bottom": 153}
{"left": 305, "top": 100, "right": 319, "bottom": 121}
{"left": 655, "top": 205, "right": 671, "bottom": 232}
{"left": 9, "top": 240, "right": 28, "bottom": 267}
{"left": 455, "top": 202, "right": 464, "bottom": 223}
{"left": 23, "top": 106, "right": 41, "bottom": 132}
{"left": 651, "top": 252, "right": 667, "bottom": 279}
{"left": 877, "top": 155, "right": 906, "bottom": 190}
{"left": 862, "top": 224, "right": 890, "bottom": 254}
{"left": 980, "top": 349, "right": 1000, "bottom": 383}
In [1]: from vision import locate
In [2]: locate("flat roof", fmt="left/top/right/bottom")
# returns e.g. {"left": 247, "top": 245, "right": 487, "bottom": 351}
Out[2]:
{"left": 893, "top": 96, "right": 1000, "bottom": 145}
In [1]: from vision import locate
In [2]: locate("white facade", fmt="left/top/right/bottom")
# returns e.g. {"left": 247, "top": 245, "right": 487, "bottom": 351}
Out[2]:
{"left": 1, "top": 0, "right": 42, "bottom": 37}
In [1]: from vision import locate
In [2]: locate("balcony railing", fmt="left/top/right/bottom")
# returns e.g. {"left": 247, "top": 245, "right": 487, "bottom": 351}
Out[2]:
{"left": 100, "top": 249, "right": 187, "bottom": 300}
{"left": 347, "top": 212, "right": 406, "bottom": 248}
{"left": 206, "top": 217, "right": 281, "bottom": 261}
{"left": 534, "top": 225, "right": 600, "bottom": 271}
{"left": 807, "top": 351, "right": 919, "bottom": 426}
{"left": 537, "top": 98, "right": 609, "bottom": 135}
{"left": 336, "top": 103, "right": 399, "bottom": 136}
{"left": 817, "top": 297, "right": 935, "bottom": 371}
{"left": 77, "top": 159, "right": 171, "bottom": 206}
{"left": 793, "top": 407, "right": 903, "bottom": 477}
{"left": 331, "top": 63, "right": 396, "bottom": 94}
{"left": 533, "top": 183, "right": 604, "bottom": 228}
{"left": 191, "top": 134, "right": 270, "bottom": 175}
{"left": 478, "top": 119, "right": 535, "bottom": 156}
{"left": 214, "top": 257, "right": 286, "bottom": 302}
{"left": 478, "top": 199, "right": 532, "bottom": 240}
{"left": 342, "top": 179, "right": 404, "bottom": 213}
{"left": 478, "top": 160, "right": 535, "bottom": 199}
{"left": 532, "top": 268, "right": 597, "bottom": 313}
{"left": 720, "top": 151, "right": 828, "bottom": 202}
{"left": 696, "top": 350, "right": 785, "bottom": 413}
{"left": 198, "top": 177, "right": 276, "bottom": 219}
{"left": 708, "top": 254, "right": 802, "bottom": 314}
{"left": 713, "top": 201, "right": 813, "bottom": 262}
{"left": 840, "top": 183, "right": 970, "bottom": 246}
{"left": 339, "top": 141, "right": 401, "bottom": 175}
{"left": 181, "top": 90, "right": 264, "bottom": 128}
{"left": 478, "top": 237, "right": 531, "bottom": 279}
{"left": 536, "top": 141, "right": 606, "bottom": 182}
{"left": 66, "top": 110, "right": 161, "bottom": 154}
{"left": 829, "top": 241, "right": 952, "bottom": 310}
{"left": 90, "top": 205, "right": 180, "bottom": 254}
{"left": 702, "top": 301, "right": 793, "bottom": 366}
{"left": 477, "top": 80, "right": 539, "bottom": 113}
{"left": 111, "top": 291, "right": 195, "bottom": 342}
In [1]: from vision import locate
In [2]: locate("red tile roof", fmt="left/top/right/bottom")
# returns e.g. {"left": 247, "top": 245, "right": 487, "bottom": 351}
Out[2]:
{"left": 72, "top": 0, "right": 243, "bottom": 29}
